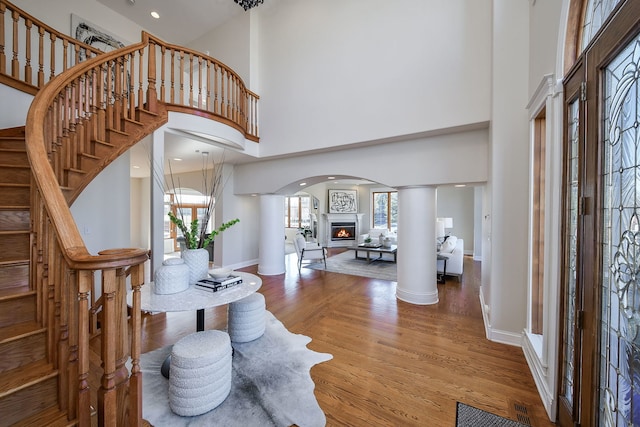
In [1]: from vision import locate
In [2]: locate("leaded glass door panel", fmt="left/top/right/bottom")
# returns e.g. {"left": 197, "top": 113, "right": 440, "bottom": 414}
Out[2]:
{"left": 598, "top": 32, "right": 640, "bottom": 427}
{"left": 559, "top": 62, "right": 586, "bottom": 427}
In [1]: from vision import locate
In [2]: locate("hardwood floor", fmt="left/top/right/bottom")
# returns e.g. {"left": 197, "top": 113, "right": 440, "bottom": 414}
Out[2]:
{"left": 137, "top": 250, "right": 557, "bottom": 426}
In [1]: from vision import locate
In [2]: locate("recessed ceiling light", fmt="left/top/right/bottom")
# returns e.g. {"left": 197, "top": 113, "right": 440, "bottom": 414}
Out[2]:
{"left": 327, "top": 176, "right": 335, "bottom": 180}
{"left": 173, "top": 158, "right": 182, "bottom": 161}
{"left": 151, "top": 11, "right": 160, "bottom": 19}
{"left": 454, "top": 184, "right": 466, "bottom": 187}
{"left": 299, "top": 182, "right": 307, "bottom": 186}
{"left": 133, "top": 165, "right": 140, "bottom": 169}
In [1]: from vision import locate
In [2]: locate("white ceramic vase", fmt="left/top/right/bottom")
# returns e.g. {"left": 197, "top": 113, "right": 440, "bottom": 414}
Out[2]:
{"left": 182, "top": 248, "right": 209, "bottom": 285}
{"left": 154, "top": 257, "right": 190, "bottom": 294}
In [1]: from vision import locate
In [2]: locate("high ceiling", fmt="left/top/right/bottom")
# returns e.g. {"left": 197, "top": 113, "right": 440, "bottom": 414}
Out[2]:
{"left": 96, "top": 0, "right": 245, "bottom": 46}
{"left": 98, "top": 0, "right": 373, "bottom": 188}
{"left": 96, "top": 0, "right": 264, "bottom": 178}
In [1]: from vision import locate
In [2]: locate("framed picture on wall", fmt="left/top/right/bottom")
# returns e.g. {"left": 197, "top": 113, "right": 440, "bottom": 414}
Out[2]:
{"left": 328, "top": 190, "right": 357, "bottom": 213}
{"left": 71, "top": 14, "right": 129, "bottom": 61}
{"left": 313, "top": 197, "right": 319, "bottom": 210}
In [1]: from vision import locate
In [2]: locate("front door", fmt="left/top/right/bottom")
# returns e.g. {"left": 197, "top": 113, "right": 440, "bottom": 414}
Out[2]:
{"left": 559, "top": 1, "right": 640, "bottom": 425}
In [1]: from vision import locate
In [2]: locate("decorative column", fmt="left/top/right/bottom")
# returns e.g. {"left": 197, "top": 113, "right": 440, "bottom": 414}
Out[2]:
{"left": 258, "top": 194, "right": 285, "bottom": 275}
{"left": 396, "top": 186, "right": 439, "bottom": 305}
{"left": 149, "top": 129, "right": 165, "bottom": 281}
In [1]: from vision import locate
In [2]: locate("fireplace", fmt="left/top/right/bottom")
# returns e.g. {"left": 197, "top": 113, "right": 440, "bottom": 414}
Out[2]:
{"left": 322, "top": 213, "right": 363, "bottom": 247}
{"left": 331, "top": 222, "right": 356, "bottom": 241}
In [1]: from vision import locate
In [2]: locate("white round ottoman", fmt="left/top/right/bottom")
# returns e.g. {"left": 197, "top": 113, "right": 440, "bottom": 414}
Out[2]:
{"left": 169, "top": 330, "right": 232, "bottom": 416}
{"left": 227, "top": 292, "right": 266, "bottom": 343}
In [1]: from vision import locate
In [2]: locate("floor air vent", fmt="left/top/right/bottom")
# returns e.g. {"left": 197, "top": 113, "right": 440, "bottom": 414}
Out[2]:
{"left": 511, "top": 401, "right": 534, "bottom": 426}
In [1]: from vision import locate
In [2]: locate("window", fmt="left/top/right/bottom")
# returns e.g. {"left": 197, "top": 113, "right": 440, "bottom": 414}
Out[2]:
{"left": 372, "top": 191, "right": 397, "bottom": 231}
{"left": 167, "top": 192, "right": 213, "bottom": 251}
{"left": 284, "top": 195, "right": 311, "bottom": 228}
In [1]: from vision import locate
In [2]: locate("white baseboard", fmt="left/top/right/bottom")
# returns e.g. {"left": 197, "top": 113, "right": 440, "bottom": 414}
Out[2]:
{"left": 478, "top": 286, "right": 522, "bottom": 346}
{"left": 522, "top": 333, "right": 557, "bottom": 421}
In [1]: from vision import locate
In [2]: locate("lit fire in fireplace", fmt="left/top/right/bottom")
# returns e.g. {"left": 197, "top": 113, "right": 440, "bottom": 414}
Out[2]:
{"left": 336, "top": 228, "right": 352, "bottom": 238}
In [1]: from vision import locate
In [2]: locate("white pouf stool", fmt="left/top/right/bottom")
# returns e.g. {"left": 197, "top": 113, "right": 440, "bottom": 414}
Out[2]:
{"left": 227, "top": 292, "right": 266, "bottom": 343}
{"left": 169, "top": 330, "right": 232, "bottom": 416}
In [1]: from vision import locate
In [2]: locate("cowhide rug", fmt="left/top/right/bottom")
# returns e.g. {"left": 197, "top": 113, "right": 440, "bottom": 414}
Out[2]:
{"left": 139, "top": 311, "right": 332, "bottom": 427}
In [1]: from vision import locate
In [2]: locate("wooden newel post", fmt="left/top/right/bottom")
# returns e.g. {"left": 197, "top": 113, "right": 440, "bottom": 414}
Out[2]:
{"left": 77, "top": 270, "right": 92, "bottom": 427}
{"left": 128, "top": 263, "right": 145, "bottom": 426}
{"left": 98, "top": 268, "right": 118, "bottom": 427}
{"left": 146, "top": 41, "right": 158, "bottom": 113}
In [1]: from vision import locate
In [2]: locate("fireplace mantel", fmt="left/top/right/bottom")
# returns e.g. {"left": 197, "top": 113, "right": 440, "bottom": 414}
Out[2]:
{"left": 322, "top": 213, "right": 364, "bottom": 247}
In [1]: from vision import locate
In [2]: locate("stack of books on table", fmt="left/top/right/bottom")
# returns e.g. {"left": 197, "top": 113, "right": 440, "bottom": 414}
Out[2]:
{"left": 195, "top": 275, "right": 243, "bottom": 292}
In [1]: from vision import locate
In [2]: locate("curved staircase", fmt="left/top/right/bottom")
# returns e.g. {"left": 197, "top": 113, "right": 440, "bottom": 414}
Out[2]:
{"left": 0, "top": 2, "right": 259, "bottom": 423}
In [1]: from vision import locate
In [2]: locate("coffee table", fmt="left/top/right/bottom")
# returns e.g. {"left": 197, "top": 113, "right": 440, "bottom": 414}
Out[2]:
{"left": 347, "top": 244, "right": 397, "bottom": 263}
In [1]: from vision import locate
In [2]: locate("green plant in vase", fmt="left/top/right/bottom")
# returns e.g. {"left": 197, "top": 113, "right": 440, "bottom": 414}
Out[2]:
{"left": 168, "top": 213, "right": 239, "bottom": 250}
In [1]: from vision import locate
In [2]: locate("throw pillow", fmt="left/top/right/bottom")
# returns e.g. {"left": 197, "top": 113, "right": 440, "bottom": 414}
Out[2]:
{"left": 440, "top": 236, "right": 457, "bottom": 253}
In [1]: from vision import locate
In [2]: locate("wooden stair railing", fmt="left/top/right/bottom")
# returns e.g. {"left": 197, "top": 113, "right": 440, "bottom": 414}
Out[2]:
{"left": 0, "top": 0, "right": 103, "bottom": 95}
{"left": 22, "top": 20, "right": 260, "bottom": 426}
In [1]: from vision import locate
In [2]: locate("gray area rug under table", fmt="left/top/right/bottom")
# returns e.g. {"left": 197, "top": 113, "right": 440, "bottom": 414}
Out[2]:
{"left": 456, "top": 402, "right": 529, "bottom": 427}
{"left": 140, "top": 311, "right": 333, "bottom": 427}
{"left": 305, "top": 250, "right": 397, "bottom": 281}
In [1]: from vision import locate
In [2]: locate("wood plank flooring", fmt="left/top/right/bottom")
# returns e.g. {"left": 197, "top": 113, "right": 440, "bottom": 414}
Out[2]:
{"left": 137, "top": 250, "right": 557, "bottom": 426}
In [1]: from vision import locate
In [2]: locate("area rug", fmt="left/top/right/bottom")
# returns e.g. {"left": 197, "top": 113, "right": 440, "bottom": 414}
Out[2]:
{"left": 456, "top": 402, "right": 529, "bottom": 427}
{"left": 305, "top": 250, "right": 397, "bottom": 281}
{"left": 140, "top": 311, "right": 333, "bottom": 427}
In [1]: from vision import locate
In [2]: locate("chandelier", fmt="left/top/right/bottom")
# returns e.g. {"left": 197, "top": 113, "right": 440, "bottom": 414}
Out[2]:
{"left": 234, "top": 0, "right": 264, "bottom": 11}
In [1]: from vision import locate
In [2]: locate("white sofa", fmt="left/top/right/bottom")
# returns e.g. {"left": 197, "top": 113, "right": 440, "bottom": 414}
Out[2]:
{"left": 437, "top": 236, "right": 464, "bottom": 280}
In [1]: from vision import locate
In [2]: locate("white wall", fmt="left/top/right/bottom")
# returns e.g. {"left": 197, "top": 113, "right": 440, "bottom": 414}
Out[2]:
{"left": 529, "top": 0, "right": 564, "bottom": 95}
{"left": 487, "top": 0, "right": 530, "bottom": 345}
{"left": 70, "top": 153, "right": 131, "bottom": 255}
{"left": 473, "top": 186, "right": 484, "bottom": 260}
{"left": 130, "top": 177, "right": 150, "bottom": 249}
{"left": 436, "top": 186, "right": 475, "bottom": 254}
{"left": 188, "top": 11, "right": 251, "bottom": 86}
{"left": 234, "top": 127, "right": 489, "bottom": 195}
{"left": 251, "top": 0, "right": 492, "bottom": 156}
{"left": 12, "top": 0, "right": 143, "bottom": 46}
{"left": 0, "top": 86, "right": 32, "bottom": 129}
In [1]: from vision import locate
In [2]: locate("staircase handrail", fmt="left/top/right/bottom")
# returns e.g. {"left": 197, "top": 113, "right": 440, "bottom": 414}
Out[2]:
{"left": 0, "top": 0, "right": 103, "bottom": 93}
{"left": 26, "top": 40, "right": 149, "bottom": 266}
{"left": 144, "top": 32, "right": 260, "bottom": 140}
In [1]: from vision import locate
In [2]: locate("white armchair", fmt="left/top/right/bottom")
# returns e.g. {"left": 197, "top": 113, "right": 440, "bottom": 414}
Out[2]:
{"left": 293, "top": 234, "right": 327, "bottom": 272}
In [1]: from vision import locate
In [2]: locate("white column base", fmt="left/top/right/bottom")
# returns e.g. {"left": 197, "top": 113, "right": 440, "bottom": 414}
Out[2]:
{"left": 396, "top": 287, "right": 439, "bottom": 305}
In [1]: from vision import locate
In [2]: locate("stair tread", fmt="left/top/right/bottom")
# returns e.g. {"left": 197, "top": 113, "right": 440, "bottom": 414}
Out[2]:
{"left": 0, "top": 359, "right": 56, "bottom": 398}
{"left": 12, "top": 406, "right": 73, "bottom": 427}
{"left": 0, "top": 164, "right": 29, "bottom": 169}
{"left": 0, "top": 320, "right": 43, "bottom": 343}
{"left": 123, "top": 117, "right": 144, "bottom": 126}
{"left": 66, "top": 168, "right": 86, "bottom": 174}
{"left": 0, "top": 259, "right": 29, "bottom": 266}
{"left": 0, "top": 230, "right": 29, "bottom": 235}
{"left": 0, "top": 183, "right": 29, "bottom": 188}
{"left": 0, "top": 205, "right": 29, "bottom": 210}
{"left": 0, "top": 287, "right": 35, "bottom": 301}
{"left": 0, "top": 126, "right": 26, "bottom": 138}
{"left": 92, "top": 138, "right": 115, "bottom": 147}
